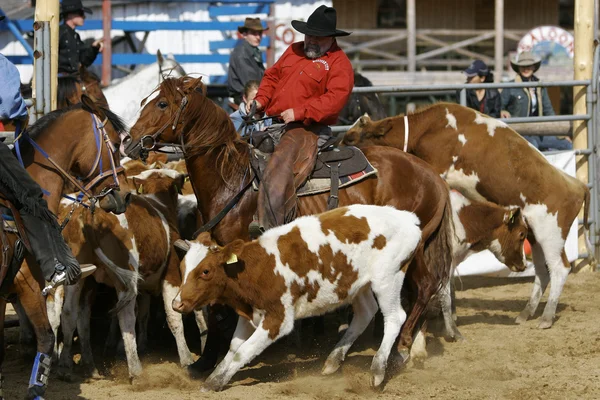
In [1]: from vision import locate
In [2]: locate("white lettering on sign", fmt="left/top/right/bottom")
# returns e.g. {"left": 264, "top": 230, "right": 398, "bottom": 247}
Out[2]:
{"left": 517, "top": 26, "right": 574, "bottom": 58}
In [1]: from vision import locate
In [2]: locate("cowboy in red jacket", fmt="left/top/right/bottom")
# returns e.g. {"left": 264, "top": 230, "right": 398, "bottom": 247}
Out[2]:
{"left": 247, "top": 5, "right": 354, "bottom": 235}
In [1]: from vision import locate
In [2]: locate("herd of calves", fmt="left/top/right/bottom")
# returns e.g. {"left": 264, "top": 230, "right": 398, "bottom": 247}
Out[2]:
{"left": 36, "top": 154, "right": 527, "bottom": 390}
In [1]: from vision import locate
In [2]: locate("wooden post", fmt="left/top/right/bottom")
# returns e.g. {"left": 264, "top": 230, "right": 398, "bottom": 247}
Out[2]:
{"left": 266, "top": 3, "right": 275, "bottom": 67}
{"left": 407, "top": 0, "right": 416, "bottom": 72}
{"left": 34, "top": 0, "right": 59, "bottom": 111}
{"left": 494, "top": 0, "right": 504, "bottom": 82}
{"left": 101, "top": 0, "right": 112, "bottom": 86}
{"left": 573, "top": 0, "right": 594, "bottom": 268}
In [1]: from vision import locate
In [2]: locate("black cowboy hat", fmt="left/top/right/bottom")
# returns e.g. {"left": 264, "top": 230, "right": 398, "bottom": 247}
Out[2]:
{"left": 238, "top": 17, "right": 268, "bottom": 33}
{"left": 60, "top": 0, "right": 93, "bottom": 16}
{"left": 291, "top": 5, "right": 350, "bottom": 37}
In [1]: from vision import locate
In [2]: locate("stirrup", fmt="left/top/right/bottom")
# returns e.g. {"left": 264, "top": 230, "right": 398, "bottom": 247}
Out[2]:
{"left": 80, "top": 264, "right": 97, "bottom": 279}
{"left": 248, "top": 221, "right": 264, "bottom": 240}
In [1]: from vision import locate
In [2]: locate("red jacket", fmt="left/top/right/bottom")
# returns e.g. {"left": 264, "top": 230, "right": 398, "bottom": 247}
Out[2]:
{"left": 254, "top": 41, "right": 354, "bottom": 126}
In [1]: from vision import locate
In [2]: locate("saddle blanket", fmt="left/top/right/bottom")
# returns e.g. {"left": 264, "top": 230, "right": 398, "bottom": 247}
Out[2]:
{"left": 298, "top": 162, "right": 377, "bottom": 197}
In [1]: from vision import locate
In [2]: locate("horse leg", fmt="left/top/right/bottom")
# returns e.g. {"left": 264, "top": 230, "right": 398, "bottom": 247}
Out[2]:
{"left": 13, "top": 264, "right": 54, "bottom": 400}
{"left": 13, "top": 298, "right": 36, "bottom": 358}
{"left": 322, "top": 289, "right": 378, "bottom": 375}
{"left": 57, "top": 280, "right": 84, "bottom": 381}
{"left": 397, "top": 257, "right": 435, "bottom": 363}
{"left": 136, "top": 293, "right": 151, "bottom": 354}
{"left": 516, "top": 241, "right": 549, "bottom": 324}
{"left": 115, "top": 290, "right": 143, "bottom": 380}
{"left": 77, "top": 279, "right": 99, "bottom": 378}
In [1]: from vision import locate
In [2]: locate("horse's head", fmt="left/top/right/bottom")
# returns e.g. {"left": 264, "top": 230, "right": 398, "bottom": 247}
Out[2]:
{"left": 79, "top": 66, "right": 109, "bottom": 108}
{"left": 71, "top": 95, "right": 131, "bottom": 214}
{"left": 123, "top": 76, "right": 205, "bottom": 160}
{"left": 157, "top": 50, "right": 187, "bottom": 82}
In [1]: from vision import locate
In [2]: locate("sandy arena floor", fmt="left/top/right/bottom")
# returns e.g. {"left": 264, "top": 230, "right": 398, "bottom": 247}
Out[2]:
{"left": 2, "top": 272, "right": 600, "bottom": 399}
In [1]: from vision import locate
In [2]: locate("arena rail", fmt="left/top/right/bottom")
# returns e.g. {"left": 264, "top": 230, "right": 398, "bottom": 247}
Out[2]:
{"left": 333, "top": 44, "right": 600, "bottom": 263}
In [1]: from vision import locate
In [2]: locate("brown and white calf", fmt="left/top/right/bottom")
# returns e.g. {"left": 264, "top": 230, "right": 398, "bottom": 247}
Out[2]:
{"left": 441, "top": 190, "right": 529, "bottom": 340}
{"left": 53, "top": 169, "right": 204, "bottom": 380}
{"left": 172, "top": 205, "right": 422, "bottom": 391}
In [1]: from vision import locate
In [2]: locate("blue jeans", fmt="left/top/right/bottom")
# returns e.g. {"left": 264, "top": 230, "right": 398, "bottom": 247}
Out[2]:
{"left": 523, "top": 135, "right": 573, "bottom": 151}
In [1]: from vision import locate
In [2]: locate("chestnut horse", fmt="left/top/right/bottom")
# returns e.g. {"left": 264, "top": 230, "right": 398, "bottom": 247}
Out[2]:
{"left": 1, "top": 96, "right": 129, "bottom": 399}
{"left": 123, "top": 76, "right": 454, "bottom": 370}
{"left": 344, "top": 103, "right": 593, "bottom": 329}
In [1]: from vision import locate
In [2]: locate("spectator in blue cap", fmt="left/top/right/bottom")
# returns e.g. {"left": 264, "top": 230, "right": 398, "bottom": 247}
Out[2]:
{"left": 458, "top": 59, "right": 501, "bottom": 118}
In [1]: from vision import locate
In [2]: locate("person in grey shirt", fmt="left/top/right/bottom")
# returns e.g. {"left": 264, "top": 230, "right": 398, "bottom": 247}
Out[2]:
{"left": 227, "top": 18, "right": 267, "bottom": 105}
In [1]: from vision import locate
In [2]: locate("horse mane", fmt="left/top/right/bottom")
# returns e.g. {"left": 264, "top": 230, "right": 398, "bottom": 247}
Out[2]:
{"left": 354, "top": 72, "right": 374, "bottom": 87}
{"left": 161, "top": 77, "right": 248, "bottom": 185}
{"left": 80, "top": 67, "right": 101, "bottom": 83}
{"left": 26, "top": 103, "right": 128, "bottom": 140}
{"left": 57, "top": 76, "right": 81, "bottom": 107}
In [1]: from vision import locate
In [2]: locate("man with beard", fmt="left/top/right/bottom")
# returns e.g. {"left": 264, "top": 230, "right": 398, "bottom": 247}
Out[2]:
{"left": 246, "top": 5, "right": 354, "bottom": 236}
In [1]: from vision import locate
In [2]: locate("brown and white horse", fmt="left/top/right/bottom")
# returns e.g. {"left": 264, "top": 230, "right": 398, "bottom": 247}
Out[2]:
{"left": 1, "top": 96, "right": 129, "bottom": 399}
{"left": 344, "top": 102, "right": 593, "bottom": 329}
{"left": 123, "top": 76, "right": 458, "bottom": 369}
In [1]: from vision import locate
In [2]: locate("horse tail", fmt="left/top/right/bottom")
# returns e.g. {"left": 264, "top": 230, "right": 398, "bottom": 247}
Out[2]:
{"left": 93, "top": 247, "right": 141, "bottom": 314}
{"left": 422, "top": 189, "right": 454, "bottom": 296}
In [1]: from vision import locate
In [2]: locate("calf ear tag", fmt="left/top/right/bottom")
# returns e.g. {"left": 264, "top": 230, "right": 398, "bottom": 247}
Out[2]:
{"left": 137, "top": 184, "right": 143, "bottom": 194}
{"left": 226, "top": 253, "right": 238, "bottom": 264}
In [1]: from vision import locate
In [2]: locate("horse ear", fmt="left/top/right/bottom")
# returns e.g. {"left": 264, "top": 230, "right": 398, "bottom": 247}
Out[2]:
{"left": 81, "top": 94, "right": 108, "bottom": 120}
{"left": 157, "top": 49, "right": 164, "bottom": 66}
{"left": 193, "top": 77, "right": 207, "bottom": 95}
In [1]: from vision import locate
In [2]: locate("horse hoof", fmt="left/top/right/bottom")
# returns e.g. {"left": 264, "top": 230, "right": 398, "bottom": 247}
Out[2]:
{"left": 57, "top": 369, "right": 74, "bottom": 382}
{"left": 537, "top": 318, "right": 553, "bottom": 329}
{"left": 515, "top": 310, "right": 530, "bottom": 325}
{"left": 322, "top": 359, "right": 341, "bottom": 375}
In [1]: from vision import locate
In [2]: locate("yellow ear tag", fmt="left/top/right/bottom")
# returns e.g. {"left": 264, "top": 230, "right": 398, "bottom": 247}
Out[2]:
{"left": 137, "top": 184, "right": 143, "bottom": 194}
{"left": 226, "top": 253, "right": 238, "bottom": 264}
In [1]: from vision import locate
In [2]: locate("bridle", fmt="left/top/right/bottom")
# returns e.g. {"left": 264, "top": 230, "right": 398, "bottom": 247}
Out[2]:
{"left": 14, "top": 113, "right": 124, "bottom": 210}
{"left": 133, "top": 86, "right": 189, "bottom": 161}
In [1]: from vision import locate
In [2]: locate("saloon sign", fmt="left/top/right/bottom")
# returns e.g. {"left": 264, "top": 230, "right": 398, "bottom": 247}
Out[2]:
{"left": 517, "top": 26, "right": 574, "bottom": 59}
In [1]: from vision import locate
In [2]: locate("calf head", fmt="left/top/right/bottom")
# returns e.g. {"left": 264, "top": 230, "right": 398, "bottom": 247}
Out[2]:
{"left": 131, "top": 169, "right": 185, "bottom": 200}
{"left": 491, "top": 208, "right": 529, "bottom": 272}
{"left": 343, "top": 114, "right": 392, "bottom": 147}
{"left": 172, "top": 232, "right": 244, "bottom": 314}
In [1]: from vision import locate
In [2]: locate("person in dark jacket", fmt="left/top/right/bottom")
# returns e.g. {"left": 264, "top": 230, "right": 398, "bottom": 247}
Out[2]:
{"left": 58, "top": 0, "right": 103, "bottom": 75}
{"left": 459, "top": 59, "right": 501, "bottom": 118}
{"left": 501, "top": 51, "right": 572, "bottom": 151}
{"left": 227, "top": 18, "right": 267, "bottom": 104}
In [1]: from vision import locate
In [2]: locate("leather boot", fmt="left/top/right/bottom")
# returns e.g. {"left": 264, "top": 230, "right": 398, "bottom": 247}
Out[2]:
{"left": 20, "top": 214, "right": 81, "bottom": 285}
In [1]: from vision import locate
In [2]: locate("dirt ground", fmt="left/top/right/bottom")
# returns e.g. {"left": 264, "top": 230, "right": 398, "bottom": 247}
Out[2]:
{"left": 3, "top": 272, "right": 600, "bottom": 400}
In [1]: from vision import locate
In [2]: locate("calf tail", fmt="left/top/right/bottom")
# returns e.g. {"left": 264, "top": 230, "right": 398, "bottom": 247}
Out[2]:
{"left": 93, "top": 248, "right": 141, "bottom": 314}
{"left": 582, "top": 187, "right": 597, "bottom": 266}
{"left": 423, "top": 192, "right": 454, "bottom": 296}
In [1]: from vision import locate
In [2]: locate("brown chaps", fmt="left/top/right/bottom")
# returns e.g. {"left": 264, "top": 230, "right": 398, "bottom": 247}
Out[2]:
{"left": 257, "top": 123, "right": 329, "bottom": 229}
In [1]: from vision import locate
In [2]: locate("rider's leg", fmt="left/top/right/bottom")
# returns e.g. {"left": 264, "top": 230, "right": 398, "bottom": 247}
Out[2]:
{"left": 0, "top": 141, "right": 80, "bottom": 285}
{"left": 256, "top": 124, "right": 320, "bottom": 231}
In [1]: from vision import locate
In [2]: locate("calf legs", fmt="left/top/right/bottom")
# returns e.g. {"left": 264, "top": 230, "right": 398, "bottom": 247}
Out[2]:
{"left": 322, "top": 289, "right": 378, "bottom": 375}
{"left": 517, "top": 239, "right": 570, "bottom": 329}
{"left": 116, "top": 291, "right": 143, "bottom": 380}
{"left": 370, "top": 270, "right": 407, "bottom": 388}
{"left": 440, "top": 278, "right": 463, "bottom": 341}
